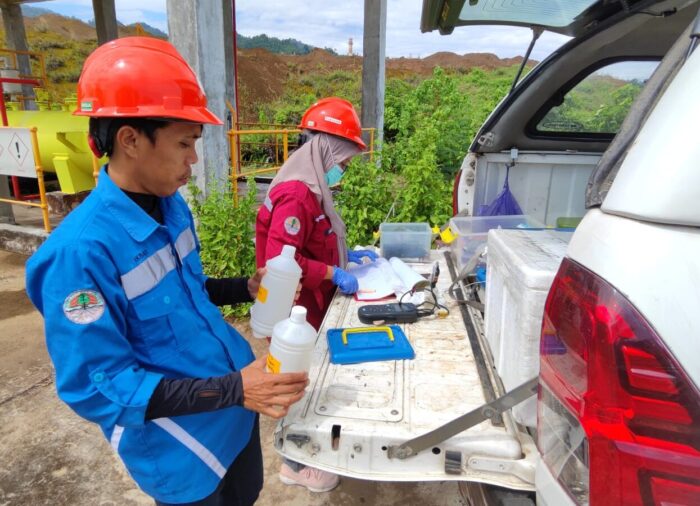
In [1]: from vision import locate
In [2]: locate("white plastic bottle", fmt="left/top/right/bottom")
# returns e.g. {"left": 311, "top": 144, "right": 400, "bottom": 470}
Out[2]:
{"left": 250, "top": 245, "right": 302, "bottom": 339}
{"left": 267, "top": 306, "right": 316, "bottom": 373}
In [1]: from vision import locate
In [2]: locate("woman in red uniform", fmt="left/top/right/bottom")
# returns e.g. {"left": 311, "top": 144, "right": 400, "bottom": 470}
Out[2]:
{"left": 255, "top": 97, "right": 376, "bottom": 492}
{"left": 256, "top": 97, "right": 376, "bottom": 330}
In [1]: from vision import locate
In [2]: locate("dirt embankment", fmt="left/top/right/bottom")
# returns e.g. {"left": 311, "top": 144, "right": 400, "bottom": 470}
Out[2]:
{"left": 236, "top": 47, "right": 536, "bottom": 119}
{"left": 2, "top": 11, "right": 535, "bottom": 121}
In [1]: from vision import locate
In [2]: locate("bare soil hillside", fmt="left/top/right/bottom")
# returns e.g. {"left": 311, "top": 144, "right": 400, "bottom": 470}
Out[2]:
{"left": 1, "top": 12, "right": 535, "bottom": 120}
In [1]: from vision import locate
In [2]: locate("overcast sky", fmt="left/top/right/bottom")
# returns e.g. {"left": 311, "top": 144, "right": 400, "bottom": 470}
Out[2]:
{"left": 39, "top": 0, "right": 571, "bottom": 61}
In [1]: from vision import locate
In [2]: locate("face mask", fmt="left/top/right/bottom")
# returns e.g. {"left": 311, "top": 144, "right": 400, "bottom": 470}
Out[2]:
{"left": 325, "top": 164, "right": 345, "bottom": 187}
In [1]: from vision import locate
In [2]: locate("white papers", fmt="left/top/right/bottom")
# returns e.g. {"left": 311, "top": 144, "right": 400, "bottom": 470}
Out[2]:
{"left": 348, "top": 257, "right": 427, "bottom": 302}
{"left": 388, "top": 257, "right": 427, "bottom": 292}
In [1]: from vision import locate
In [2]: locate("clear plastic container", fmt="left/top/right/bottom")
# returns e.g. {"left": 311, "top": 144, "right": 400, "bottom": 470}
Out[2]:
{"left": 250, "top": 245, "right": 302, "bottom": 339}
{"left": 267, "top": 306, "right": 317, "bottom": 373}
{"left": 449, "top": 215, "right": 542, "bottom": 271}
{"left": 379, "top": 222, "right": 431, "bottom": 260}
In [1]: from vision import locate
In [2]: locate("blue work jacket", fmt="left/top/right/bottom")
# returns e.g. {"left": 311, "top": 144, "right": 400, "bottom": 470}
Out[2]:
{"left": 26, "top": 168, "right": 256, "bottom": 503}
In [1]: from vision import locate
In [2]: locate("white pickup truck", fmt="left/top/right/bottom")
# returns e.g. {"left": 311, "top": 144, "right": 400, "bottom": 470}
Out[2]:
{"left": 275, "top": 1, "right": 700, "bottom": 505}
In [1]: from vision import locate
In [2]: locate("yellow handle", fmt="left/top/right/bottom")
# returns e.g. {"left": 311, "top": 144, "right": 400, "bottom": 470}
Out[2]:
{"left": 341, "top": 326, "right": 394, "bottom": 345}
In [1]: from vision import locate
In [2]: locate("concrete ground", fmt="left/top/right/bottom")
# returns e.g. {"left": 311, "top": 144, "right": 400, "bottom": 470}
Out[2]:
{"left": 0, "top": 249, "right": 471, "bottom": 506}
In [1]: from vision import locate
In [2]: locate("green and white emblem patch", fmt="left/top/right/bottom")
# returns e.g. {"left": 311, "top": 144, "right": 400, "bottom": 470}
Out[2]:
{"left": 284, "top": 216, "right": 301, "bottom": 236}
{"left": 63, "top": 290, "right": 105, "bottom": 325}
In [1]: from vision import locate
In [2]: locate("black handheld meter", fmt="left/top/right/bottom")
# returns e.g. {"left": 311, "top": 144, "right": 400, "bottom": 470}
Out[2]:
{"left": 358, "top": 303, "right": 418, "bottom": 324}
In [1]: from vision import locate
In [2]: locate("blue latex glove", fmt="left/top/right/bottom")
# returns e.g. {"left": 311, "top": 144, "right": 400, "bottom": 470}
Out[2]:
{"left": 347, "top": 249, "right": 379, "bottom": 263}
{"left": 332, "top": 267, "right": 359, "bottom": 295}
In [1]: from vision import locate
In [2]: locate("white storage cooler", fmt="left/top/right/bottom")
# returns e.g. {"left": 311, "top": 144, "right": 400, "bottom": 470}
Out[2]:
{"left": 484, "top": 229, "right": 573, "bottom": 427}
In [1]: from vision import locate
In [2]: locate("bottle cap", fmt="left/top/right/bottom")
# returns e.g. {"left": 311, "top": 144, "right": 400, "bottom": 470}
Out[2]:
{"left": 290, "top": 305, "right": 307, "bottom": 323}
{"left": 281, "top": 245, "right": 296, "bottom": 258}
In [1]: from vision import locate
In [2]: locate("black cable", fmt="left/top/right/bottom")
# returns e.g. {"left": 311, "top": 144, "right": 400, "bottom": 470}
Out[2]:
{"left": 638, "top": 8, "right": 677, "bottom": 17}
{"left": 413, "top": 285, "right": 449, "bottom": 319}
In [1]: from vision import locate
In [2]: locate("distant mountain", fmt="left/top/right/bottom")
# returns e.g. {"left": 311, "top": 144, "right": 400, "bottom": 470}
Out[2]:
{"left": 21, "top": 5, "right": 57, "bottom": 17}
{"left": 22, "top": 5, "right": 328, "bottom": 56}
{"left": 237, "top": 33, "right": 336, "bottom": 56}
{"left": 132, "top": 22, "right": 167, "bottom": 38}
{"left": 85, "top": 19, "right": 167, "bottom": 38}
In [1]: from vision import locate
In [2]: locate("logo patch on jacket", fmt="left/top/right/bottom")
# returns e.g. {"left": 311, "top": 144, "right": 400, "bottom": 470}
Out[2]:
{"left": 63, "top": 290, "right": 105, "bottom": 324}
{"left": 284, "top": 216, "right": 301, "bottom": 236}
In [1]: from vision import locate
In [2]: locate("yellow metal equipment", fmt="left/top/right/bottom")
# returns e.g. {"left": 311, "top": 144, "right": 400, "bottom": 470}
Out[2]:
{"left": 7, "top": 110, "right": 106, "bottom": 194}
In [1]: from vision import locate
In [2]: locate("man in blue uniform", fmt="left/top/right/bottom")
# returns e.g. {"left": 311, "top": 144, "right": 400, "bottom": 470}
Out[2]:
{"left": 25, "top": 37, "right": 308, "bottom": 505}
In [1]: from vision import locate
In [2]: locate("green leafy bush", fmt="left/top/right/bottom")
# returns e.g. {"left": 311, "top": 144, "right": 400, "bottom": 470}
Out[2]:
{"left": 391, "top": 123, "right": 452, "bottom": 225}
{"left": 188, "top": 177, "right": 258, "bottom": 319}
{"left": 45, "top": 56, "right": 65, "bottom": 71}
{"left": 336, "top": 156, "right": 397, "bottom": 246}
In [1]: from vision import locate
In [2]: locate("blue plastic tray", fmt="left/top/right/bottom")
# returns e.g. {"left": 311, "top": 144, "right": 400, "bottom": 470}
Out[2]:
{"left": 326, "top": 325, "right": 415, "bottom": 365}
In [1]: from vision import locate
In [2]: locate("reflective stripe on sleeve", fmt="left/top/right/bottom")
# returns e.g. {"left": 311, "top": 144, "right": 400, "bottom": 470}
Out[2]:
{"left": 263, "top": 196, "right": 273, "bottom": 212}
{"left": 152, "top": 418, "right": 226, "bottom": 479}
{"left": 110, "top": 424, "right": 124, "bottom": 452}
{"left": 120, "top": 245, "right": 177, "bottom": 300}
{"left": 174, "top": 228, "right": 196, "bottom": 263}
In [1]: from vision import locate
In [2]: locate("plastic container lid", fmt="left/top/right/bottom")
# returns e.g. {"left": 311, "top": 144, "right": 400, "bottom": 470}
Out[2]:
{"left": 281, "top": 244, "right": 296, "bottom": 258}
{"left": 290, "top": 306, "right": 307, "bottom": 323}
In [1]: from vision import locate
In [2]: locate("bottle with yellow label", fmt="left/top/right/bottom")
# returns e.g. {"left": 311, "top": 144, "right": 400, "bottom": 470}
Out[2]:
{"left": 250, "top": 245, "right": 302, "bottom": 339}
{"left": 267, "top": 306, "right": 316, "bottom": 373}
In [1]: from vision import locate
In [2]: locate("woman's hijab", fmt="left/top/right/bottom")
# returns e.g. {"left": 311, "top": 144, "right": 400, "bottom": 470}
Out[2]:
{"left": 268, "top": 132, "right": 361, "bottom": 268}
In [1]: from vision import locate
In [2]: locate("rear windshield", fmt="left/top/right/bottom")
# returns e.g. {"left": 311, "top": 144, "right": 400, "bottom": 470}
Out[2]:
{"left": 459, "top": 0, "right": 598, "bottom": 28}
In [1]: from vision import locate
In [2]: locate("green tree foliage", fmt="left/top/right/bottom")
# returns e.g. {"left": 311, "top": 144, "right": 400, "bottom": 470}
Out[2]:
{"left": 237, "top": 33, "right": 320, "bottom": 55}
{"left": 258, "top": 70, "right": 362, "bottom": 127}
{"left": 188, "top": 177, "right": 258, "bottom": 319}
{"left": 539, "top": 76, "right": 643, "bottom": 133}
{"left": 392, "top": 123, "right": 452, "bottom": 225}
{"left": 591, "top": 82, "right": 642, "bottom": 132}
{"left": 335, "top": 156, "right": 396, "bottom": 246}
{"left": 384, "top": 67, "right": 514, "bottom": 178}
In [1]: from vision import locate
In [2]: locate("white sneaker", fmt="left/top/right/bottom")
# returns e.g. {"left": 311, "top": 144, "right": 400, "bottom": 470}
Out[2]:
{"left": 279, "top": 463, "right": 340, "bottom": 492}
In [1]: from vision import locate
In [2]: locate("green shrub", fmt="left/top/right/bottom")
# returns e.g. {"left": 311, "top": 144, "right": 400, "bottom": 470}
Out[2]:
{"left": 188, "top": 176, "right": 258, "bottom": 319}
{"left": 45, "top": 57, "right": 65, "bottom": 71}
{"left": 336, "top": 156, "right": 397, "bottom": 246}
{"left": 392, "top": 123, "right": 452, "bottom": 225}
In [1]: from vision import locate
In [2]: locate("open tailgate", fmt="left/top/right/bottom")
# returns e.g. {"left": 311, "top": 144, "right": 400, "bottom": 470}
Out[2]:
{"left": 420, "top": 0, "right": 658, "bottom": 36}
{"left": 274, "top": 251, "right": 537, "bottom": 491}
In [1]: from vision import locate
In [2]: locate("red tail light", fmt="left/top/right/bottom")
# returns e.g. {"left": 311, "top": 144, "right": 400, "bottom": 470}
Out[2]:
{"left": 538, "top": 258, "right": 700, "bottom": 506}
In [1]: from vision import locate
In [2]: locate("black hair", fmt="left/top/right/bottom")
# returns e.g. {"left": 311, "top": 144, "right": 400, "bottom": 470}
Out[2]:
{"left": 89, "top": 117, "right": 169, "bottom": 157}
{"left": 296, "top": 129, "right": 317, "bottom": 149}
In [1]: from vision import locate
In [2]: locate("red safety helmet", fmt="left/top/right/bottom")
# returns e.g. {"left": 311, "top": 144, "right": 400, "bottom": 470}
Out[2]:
{"left": 299, "top": 97, "right": 366, "bottom": 150}
{"left": 74, "top": 37, "right": 222, "bottom": 125}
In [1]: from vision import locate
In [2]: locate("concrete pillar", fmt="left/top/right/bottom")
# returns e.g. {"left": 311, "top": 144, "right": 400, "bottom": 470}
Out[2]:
{"left": 0, "top": 1, "right": 29, "bottom": 223}
{"left": 223, "top": 0, "right": 236, "bottom": 129}
{"left": 0, "top": 176, "right": 15, "bottom": 224}
{"left": 167, "top": 0, "right": 229, "bottom": 197}
{"left": 360, "top": 0, "right": 387, "bottom": 151}
{"left": 92, "top": 0, "right": 118, "bottom": 45}
{"left": 0, "top": 1, "right": 35, "bottom": 110}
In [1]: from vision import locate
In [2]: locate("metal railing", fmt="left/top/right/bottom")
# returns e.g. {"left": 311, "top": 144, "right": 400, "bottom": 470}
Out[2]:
{"left": 0, "top": 48, "right": 48, "bottom": 110}
{"left": 0, "top": 127, "right": 51, "bottom": 232}
{"left": 228, "top": 125, "right": 375, "bottom": 205}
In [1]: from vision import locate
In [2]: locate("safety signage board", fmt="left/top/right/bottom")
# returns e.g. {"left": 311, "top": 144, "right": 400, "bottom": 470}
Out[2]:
{"left": 0, "top": 128, "right": 37, "bottom": 178}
